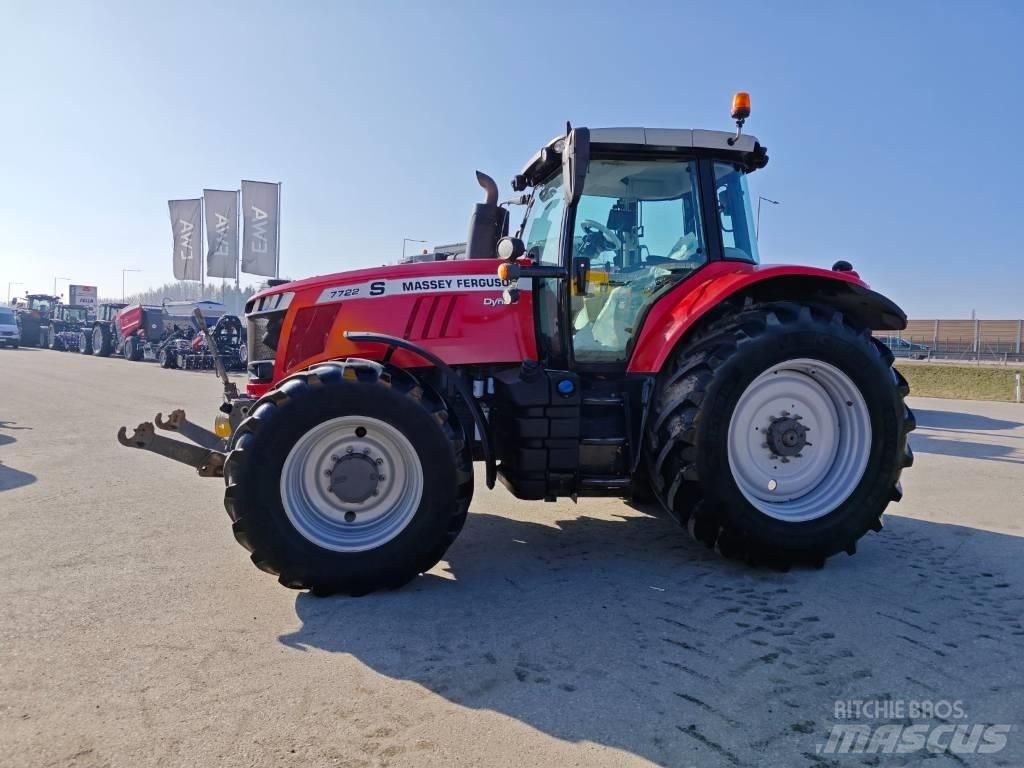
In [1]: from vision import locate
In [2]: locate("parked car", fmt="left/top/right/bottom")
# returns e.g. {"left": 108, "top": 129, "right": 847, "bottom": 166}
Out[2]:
{"left": 0, "top": 306, "right": 20, "bottom": 348}
{"left": 877, "top": 335, "right": 929, "bottom": 359}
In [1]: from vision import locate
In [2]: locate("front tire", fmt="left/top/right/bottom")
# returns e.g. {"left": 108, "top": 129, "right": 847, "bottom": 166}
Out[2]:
{"left": 646, "top": 301, "right": 914, "bottom": 567}
{"left": 223, "top": 359, "right": 473, "bottom": 595}
{"left": 79, "top": 331, "right": 93, "bottom": 355}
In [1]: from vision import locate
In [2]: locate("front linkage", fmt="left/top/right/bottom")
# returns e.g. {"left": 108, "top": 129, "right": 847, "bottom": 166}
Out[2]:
{"left": 118, "top": 309, "right": 254, "bottom": 478}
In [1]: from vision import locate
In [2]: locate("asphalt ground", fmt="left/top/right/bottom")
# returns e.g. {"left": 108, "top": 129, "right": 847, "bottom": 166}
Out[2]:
{"left": 2, "top": 346, "right": 1023, "bottom": 767}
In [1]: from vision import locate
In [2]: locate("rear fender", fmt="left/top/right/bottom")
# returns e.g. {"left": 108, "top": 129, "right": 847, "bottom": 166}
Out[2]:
{"left": 626, "top": 263, "right": 907, "bottom": 373}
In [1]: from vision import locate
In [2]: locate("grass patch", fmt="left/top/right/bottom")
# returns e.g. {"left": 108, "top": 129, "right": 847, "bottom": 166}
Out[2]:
{"left": 896, "top": 363, "right": 1024, "bottom": 402}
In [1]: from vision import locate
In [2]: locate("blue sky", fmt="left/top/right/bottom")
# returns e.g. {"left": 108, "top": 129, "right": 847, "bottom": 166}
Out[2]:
{"left": 1, "top": 0, "right": 1021, "bottom": 317}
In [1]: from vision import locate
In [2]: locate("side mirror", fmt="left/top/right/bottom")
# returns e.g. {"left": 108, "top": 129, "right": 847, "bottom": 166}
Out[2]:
{"left": 573, "top": 256, "right": 590, "bottom": 296}
{"left": 561, "top": 127, "right": 590, "bottom": 204}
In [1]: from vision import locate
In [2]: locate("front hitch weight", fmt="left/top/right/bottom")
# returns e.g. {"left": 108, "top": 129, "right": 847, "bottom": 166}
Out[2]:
{"left": 117, "top": 421, "right": 226, "bottom": 478}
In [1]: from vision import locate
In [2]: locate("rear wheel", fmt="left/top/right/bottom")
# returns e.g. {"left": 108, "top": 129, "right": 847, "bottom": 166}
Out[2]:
{"left": 92, "top": 325, "right": 112, "bottom": 357}
{"left": 646, "top": 301, "right": 914, "bottom": 567}
{"left": 223, "top": 359, "right": 473, "bottom": 596}
{"left": 123, "top": 336, "right": 143, "bottom": 361}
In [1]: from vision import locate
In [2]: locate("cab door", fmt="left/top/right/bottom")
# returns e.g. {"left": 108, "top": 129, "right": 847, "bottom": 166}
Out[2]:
{"left": 566, "top": 156, "right": 711, "bottom": 368}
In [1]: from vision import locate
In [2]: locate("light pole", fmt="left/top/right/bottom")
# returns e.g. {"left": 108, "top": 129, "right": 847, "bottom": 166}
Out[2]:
{"left": 402, "top": 238, "right": 427, "bottom": 260}
{"left": 122, "top": 268, "right": 141, "bottom": 302}
{"left": 756, "top": 196, "right": 780, "bottom": 240}
{"left": 53, "top": 276, "right": 70, "bottom": 297}
{"left": 7, "top": 281, "right": 23, "bottom": 304}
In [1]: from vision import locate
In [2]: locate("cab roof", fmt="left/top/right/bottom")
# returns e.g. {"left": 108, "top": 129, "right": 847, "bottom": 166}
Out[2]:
{"left": 519, "top": 127, "right": 767, "bottom": 186}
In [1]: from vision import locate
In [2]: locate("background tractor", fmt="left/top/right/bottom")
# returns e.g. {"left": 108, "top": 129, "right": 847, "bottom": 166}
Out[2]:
{"left": 82, "top": 302, "right": 126, "bottom": 356}
{"left": 13, "top": 294, "right": 59, "bottom": 347}
{"left": 120, "top": 96, "right": 915, "bottom": 596}
{"left": 45, "top": 304, "right": 91, "bottom": 351}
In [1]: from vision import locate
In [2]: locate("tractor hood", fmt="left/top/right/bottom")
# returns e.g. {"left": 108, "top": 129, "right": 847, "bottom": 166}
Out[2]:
{"left": 246, "top": 259, "right": 510, "bottom": 312}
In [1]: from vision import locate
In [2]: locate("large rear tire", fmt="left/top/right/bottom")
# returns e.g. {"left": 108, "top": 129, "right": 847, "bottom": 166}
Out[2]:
{"left": 48, "top": 327, "right": 64, "bottom": 351}
{"left": 78, "top": 331, "right": 93, "bottom": 355}
{"left": 223, "top": 359, "right": 473, "bottom": 596}
{"left": 123, "top": 336, "right": 143, "bottom": 361}
{"left": 92, "top": 325, "right": 112, "bottom": 357}
{"left": 646, "top": 301, "right": 914, "bottom": 567}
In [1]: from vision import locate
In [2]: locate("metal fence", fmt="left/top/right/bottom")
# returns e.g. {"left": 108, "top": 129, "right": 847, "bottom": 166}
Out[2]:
{"left": 883, "top": 319, "right": 1024, "bottom": 363}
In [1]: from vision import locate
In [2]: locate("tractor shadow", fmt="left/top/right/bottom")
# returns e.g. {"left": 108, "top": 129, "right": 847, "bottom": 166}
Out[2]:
{"left": 280, "top": 509, "right": 1024, "bottom": 766}
{"left": 911, "top": 408, "right": 1024, "bottom": 464}
{"left": 912, "top": 408, "right": 1022, "bottom": 434}
{"left": 0, "top": 420, "right": 36, "bottom": 492}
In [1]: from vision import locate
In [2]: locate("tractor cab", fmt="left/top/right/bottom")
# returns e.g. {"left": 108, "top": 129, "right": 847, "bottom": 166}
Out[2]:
{"left": 19, "top": 294, "right": 59, "bottom": 317}
{"left": 503, "top": 123, "right": 767, "bottom": 367}
{"left": 55, "top": 305, "right": 89, "bottom": 325}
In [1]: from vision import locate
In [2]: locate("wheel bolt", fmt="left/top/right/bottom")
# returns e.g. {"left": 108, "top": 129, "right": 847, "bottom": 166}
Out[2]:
{"left": 330, "top": 454, "right": 340, "bottom": 461}
{"left": 376, "top": 458, "right": 383, "bottom": 465}
{"left": 323, "top": 469, "right": 332, "bottom": 476}
{"left": 379, "top": 474, "right": 386, "bottom": 481}
{"left": 362, "top": 448, "right": 370, "bottom": 454}
{"left": 346, "top": 446, "right": 353, "bottom": 454}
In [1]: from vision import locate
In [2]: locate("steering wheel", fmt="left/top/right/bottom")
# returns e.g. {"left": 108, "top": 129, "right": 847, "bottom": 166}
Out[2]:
{"left": 580, "top": 219, "right": 622, "bottom": 252}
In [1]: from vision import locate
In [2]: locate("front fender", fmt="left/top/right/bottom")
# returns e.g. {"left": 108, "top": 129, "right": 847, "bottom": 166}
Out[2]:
{"left": 626, "top": 262, "right": 907, "bottom": 374}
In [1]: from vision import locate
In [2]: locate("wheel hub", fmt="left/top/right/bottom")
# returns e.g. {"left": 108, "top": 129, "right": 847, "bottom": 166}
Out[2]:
{"left": 763, "top": 414, "right": 810, "bottom": 459}
{"left": 328, "top": 453, "right": 381, "bottom": 503}
{"left": 726, "top": 359, "right": 872, "bottom": 523}
{"left": 280, "top": 415, "right": 423, "bottom": 552}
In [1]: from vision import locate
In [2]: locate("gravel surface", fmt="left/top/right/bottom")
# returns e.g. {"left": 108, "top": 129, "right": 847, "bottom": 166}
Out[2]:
{"left": 2, "top": 347, "right": 1023, "bottom": 767}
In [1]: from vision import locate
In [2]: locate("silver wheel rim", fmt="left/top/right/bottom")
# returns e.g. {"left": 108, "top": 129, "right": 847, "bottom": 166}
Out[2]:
{"left": 727, "top": 358, "right": 871, "bottom": 522}
{"left": 280, "top": 415, "right": 424, "bottom": 552}
{"left": 93, "top": 327, "right": 102, "bottom": 351}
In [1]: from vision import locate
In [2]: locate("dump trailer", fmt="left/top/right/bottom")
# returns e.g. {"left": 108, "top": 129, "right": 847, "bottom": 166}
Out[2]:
{"left": 45, "top": 304, "right": 91, "bottom": 351}
{"left": 14, "top": 294, "right": 60, "bottom": 347}
{"left": 113, "top": 300, "right": 225, "bottom": 361}
{"left": 120, "top": 94, "right": 915, "bottom": 596}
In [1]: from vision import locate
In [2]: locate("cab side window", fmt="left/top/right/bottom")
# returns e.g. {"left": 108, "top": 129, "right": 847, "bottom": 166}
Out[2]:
{"left": 714, "top": 162, "right": 759, "bottom": 263}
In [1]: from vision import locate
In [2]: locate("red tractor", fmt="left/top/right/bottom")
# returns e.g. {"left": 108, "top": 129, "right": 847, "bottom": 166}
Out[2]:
{"left": 119, "top": 97, "right": 914, "bottom": 596}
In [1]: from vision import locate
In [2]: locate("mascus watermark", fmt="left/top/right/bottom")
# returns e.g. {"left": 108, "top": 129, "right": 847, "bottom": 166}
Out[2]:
{"left": 816, "top": 700, "right": 1014, "bottom": 756}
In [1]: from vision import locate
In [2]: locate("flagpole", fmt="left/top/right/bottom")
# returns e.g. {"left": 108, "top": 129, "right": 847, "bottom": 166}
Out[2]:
{"left": 200, "top": 196, "right": 205, "bottom": 300}
{"left": 275, "top": 181, "right": 282, "bottom": 279}
{"left": 236, "top": 189, "right": 241, "bottom": 313}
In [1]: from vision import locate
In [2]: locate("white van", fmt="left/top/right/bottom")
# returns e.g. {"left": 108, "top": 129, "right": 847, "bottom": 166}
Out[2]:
{"left": 0, "top": 305, "right": 19, "bottom": 348}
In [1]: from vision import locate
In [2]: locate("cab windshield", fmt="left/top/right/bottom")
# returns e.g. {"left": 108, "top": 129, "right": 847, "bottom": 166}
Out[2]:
{"left": 65, "top": 308, "right": 88, "bottom": 322}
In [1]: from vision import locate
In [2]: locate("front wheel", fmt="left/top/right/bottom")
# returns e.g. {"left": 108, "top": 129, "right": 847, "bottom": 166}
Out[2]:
{"left": 78, "top": 331, "right": 93, "bottom": 355}
{"left": 223, "top": 359, "right": 473, "bottom": 595}
{"left": 646, "top": 301, "right": 915, "bottom": 567}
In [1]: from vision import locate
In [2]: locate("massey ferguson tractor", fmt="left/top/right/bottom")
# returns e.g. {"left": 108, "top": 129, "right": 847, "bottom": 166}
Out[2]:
{"left": 14, "top": 293, "right": 60, "bottom": 347}
{"left": 119, "top": 95, "right": 915, "bottom": 596}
